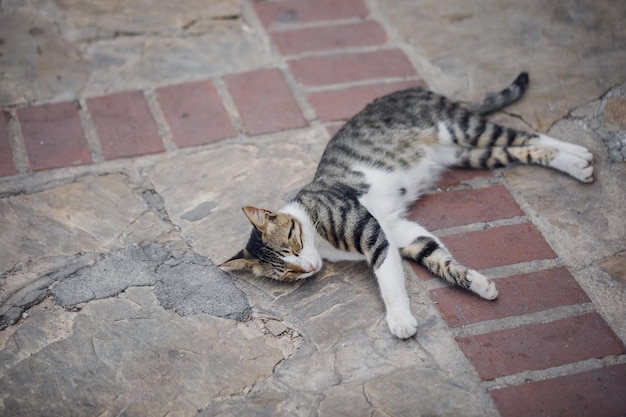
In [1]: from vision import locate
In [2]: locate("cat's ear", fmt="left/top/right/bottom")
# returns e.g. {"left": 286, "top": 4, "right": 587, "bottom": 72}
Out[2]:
{"left": 219, "top": 250, "right": 255, "bottom": 272}
{"left": 242, "top": 206, "right": 274, "bottom": 231}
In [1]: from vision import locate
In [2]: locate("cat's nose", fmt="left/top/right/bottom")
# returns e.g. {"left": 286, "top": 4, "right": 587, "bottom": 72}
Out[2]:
{"left": 304, "top": 263, "right": 315, "bottom": 273}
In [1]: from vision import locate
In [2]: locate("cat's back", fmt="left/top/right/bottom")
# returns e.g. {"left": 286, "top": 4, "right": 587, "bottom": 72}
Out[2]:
{"left": 340, "top": 86, "right": 442, "bottom": 134}
{"left": 314, "top": 86, "right": 449, "bottom": 179}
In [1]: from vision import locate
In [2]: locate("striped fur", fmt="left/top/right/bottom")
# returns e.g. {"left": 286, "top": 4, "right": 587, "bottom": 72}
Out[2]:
{"left": 221, "top": 73, "right": 594, "bottom": 339}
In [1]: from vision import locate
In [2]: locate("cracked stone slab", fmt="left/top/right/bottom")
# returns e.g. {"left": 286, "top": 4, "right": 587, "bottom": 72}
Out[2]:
{"left": 49, "top": 243, "right": 172, "bottom": 309}
{"left": 200, "top": 262, "right": 496, "bottom": 416}
{"left": 2, "top": 240, "right": 251, "bottom": 327}
{"left": 0, "top": 287, "right": 294, "bottom": 416}
{"left": 45, "top": 242, "right": 251, "bottom": 320}
{"left": 0, "top": 173, "right": 177, "bottom": 275}
{"left": 155, "top": 255, "right": 251, "bottom": 320}
{"left": 570, "top": 82, "right": 626, "bottom": 163}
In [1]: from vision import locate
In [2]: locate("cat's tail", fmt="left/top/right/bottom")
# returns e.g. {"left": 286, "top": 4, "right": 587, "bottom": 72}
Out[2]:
{"left": 459, "top": 72, "right": 529, "bottom": 115}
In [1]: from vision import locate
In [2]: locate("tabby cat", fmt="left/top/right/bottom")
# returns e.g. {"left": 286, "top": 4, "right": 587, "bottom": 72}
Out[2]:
{"left": 221, "top": 73, "right": 594, "bottom": 339}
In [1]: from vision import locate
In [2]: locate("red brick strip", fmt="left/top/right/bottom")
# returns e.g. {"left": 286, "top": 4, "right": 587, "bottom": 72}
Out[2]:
{"left": 0, "top": 111, "right": 16, "bottom": 176}
{"left": 156, "top": 80, "right": 236, "bottom": 148}
{"left": 436, "top": 169, "right": 492, "bottom": 188}
{"left": 456, "top": 313, "right": 625, "bottom": 380}
{"left": 490, "top": 363, "right": 626, "bottom": 417}
{"left": 17, "top": 102, "right": 92, "bottom": 171}
{"left": 441, "top": 223, "right": 557, "bottom": 270}
{"left": 270, "top": 21, "right": 388, "bottom": 56}
{"left": 430, "top": 267, "right": 590, "bottom": 327}
{"left": 87, "top": 91, "right": 164, "bottom": 160}
{"left": 224, "top": 68, "right": 307, "bottom": 136}
{"left": 254, "top": 0, "right": 369, "bottom": 28}
{"left": 288, "top": 49, "right": 416, "bottom": 87}
{"left": 407, "top": 184, "right": 524, "bottom": 231}
{"left": 308, "top": 80, "right": 426, "bottom": 122}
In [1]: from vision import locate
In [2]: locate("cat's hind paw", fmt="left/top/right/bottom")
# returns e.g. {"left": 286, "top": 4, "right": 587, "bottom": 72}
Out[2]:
{"left": 468, "top": 270, "right": 498, "bottom": 300}
{"left": 550, "top": 153, "right": 595, "bottom": 183}
{"left": 386, "top": 311, "right": 418, "bottom": 339}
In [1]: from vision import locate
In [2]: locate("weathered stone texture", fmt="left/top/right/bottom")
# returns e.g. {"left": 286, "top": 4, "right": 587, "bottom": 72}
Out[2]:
{"left": 0, "top": 174, "right": 175, "bottom": 274}
{"left": 0, "top": 287, "right": 294, "bottom": 416}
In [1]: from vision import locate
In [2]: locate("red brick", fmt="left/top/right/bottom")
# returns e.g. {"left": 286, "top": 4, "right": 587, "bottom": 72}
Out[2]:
{"left": 0, "top": 111, "right": 16, "bottom": 176}
{"left": 407, "top": 185, "right": 523, "bottom": 231}
{"left": 224, "top": 68, "right": 307, "bottom": 136}
{"left": 457, "top": 313, "right": 625, "bottom": 380}
{"left": 436, "top": 169, "right": 492, "bottom": 188}
{"left": 410, "top": 263, "right": 436, "bottom": 281}
{"left": 87, "top": 91, "right": 164, "bottom": 160}
{"left": 271, "top": 21, "right": 387, "bottom": 56}
{"left": 254, "top": 0, "right": 368, "bottom": 28}
{"left": 309, "top": 80, "right": 426, "bottom": 122}
{"left": 491, "top": 364, "right": 626, "bottom": 417}
{"left": 156, "top": 80, "right": 236, "bottom": 148}
{"left": 430, "top": 267, "right": 590, "bottom": 327}
{"left": 17, "top": 102, "right": 92, "bottom": 171}
{"left": 440, "top": 223, "right": 557, "bottom": 270}
{"left": 289, "top": 49, "right": 416, "bottom": 87}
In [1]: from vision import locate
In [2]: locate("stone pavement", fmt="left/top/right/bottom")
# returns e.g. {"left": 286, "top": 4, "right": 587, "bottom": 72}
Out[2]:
{"left": 1, "top": 0, "right": 625, "bottom": 415}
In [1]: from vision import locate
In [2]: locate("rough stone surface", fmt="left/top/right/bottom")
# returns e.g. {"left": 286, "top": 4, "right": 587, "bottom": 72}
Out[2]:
{"left": 0, "top": 173, "right": 177, "bottom": 274}
{"left": 595, "top": 251, "right": 626, "bottom": 282}
{"left": 0, "top": 287, "right": 293, "bottom": 416}
{"left": 49, "top": 243, "right": 171, "bottom": 309}
{"left": 155, "top": 257, "right": 251, "bottom": 320}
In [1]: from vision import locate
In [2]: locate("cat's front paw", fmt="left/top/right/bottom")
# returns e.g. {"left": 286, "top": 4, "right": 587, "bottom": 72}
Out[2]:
{"left": 468, "top": 270, "right": 498, "bottom": 300}
{"left": 386, "top": 311, "right": 418, "bottom": 339}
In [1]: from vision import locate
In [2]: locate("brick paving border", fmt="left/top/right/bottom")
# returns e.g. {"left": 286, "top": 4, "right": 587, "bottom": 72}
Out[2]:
{"left": 1, "top": 0, "right": 625, "bottom": 415}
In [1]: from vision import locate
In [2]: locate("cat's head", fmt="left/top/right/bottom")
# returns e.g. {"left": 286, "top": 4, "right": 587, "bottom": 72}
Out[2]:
{"left": 220, "top": 206, "right": 323, "bottom": 282}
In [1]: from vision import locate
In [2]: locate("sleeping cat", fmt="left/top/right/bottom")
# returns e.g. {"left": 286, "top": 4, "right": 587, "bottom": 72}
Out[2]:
{"left": 220, "top": 73, "right": 594, "bottom": 339}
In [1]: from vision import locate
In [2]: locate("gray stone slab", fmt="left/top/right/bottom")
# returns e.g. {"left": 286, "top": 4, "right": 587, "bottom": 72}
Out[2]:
{"left": 50, "top": 243, "right": 171, "bottom": 309}
{"left": 0, "top": 173, "right": 176, "bottom": 274}
{"left": 0, "top": 287, "right": 293, "bottom": 416}
{"left": 39, "top": 241, "right": 251, "bottom": 320}
{"left": 155, "top": 258, "right": 251, "bottom": 321}
{"left": 0, "top": 7, "right": 89, "bottom": 105}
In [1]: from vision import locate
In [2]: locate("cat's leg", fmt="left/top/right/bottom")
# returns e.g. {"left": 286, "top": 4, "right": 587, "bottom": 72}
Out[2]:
{"left": 359, "top": 216, "right": 418, "bottom": 339}
{"left": 449, "top": 144, "right": 594, "bottom": 183}
{"left": 374, "top": 246, "right": 419, "bottom": 339}
{"left": 393, "top": 220, "right": 498, "bottom": 300}
{"left": 436, "top": 118, "right": 594, "bottom": 182}
{"left": 529, "top": 134, "right": 594, "bottom": 182}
